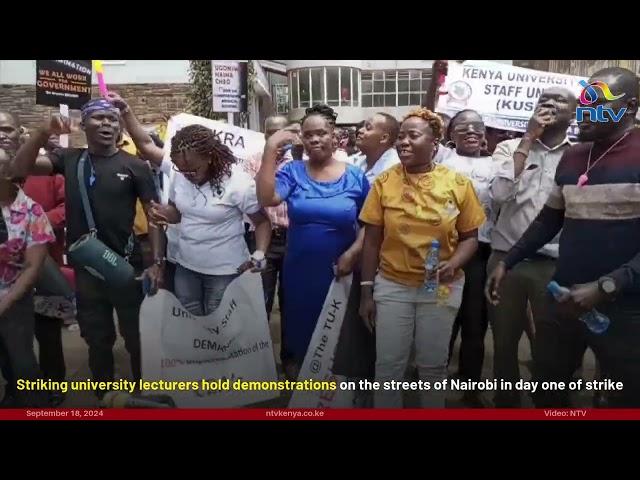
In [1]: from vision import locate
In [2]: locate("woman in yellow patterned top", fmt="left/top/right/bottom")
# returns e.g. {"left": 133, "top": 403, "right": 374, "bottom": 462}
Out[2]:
{"left": 359, "top": 107, "right": 486, "bottom": 408}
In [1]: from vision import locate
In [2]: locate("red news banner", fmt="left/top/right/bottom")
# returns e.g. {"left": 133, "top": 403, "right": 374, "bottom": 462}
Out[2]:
{"left": 3, "top": 409, "right": 640, "bottom": 421}
{"left": 5, "top": 377, "right": 630, "bottom": 419}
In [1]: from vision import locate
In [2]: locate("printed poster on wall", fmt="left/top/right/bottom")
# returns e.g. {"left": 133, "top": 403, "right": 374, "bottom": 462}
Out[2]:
{"left": 212, "top": 61, "right": 248, "bottom": 113}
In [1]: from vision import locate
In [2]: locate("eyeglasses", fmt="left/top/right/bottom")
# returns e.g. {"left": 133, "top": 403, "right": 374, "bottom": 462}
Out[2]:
{"left": 171, "top": 163, "right": 199, "bottom": 176}
{"left": 453, "top": 122, "right": 486, "bottom": 134}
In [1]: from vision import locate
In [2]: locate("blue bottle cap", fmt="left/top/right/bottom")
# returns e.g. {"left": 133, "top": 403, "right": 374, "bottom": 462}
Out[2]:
{"left": 431, "top": 239, "right": 440, "bottom": 248}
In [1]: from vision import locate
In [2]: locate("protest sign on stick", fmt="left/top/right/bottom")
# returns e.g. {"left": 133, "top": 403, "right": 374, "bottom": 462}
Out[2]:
{"left": 92, "top": 60, "right": 109, "bottom": 97}
{"left": 36, "top": 60, "right": 92, "bottom": 110}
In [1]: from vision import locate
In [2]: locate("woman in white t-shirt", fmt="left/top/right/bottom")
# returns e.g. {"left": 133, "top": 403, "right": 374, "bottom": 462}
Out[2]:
{"left": 440, "top": 109, "right": 498, "bottom": 407}
{"left": 150, "top": 125, "right": 272, "bottom": 316}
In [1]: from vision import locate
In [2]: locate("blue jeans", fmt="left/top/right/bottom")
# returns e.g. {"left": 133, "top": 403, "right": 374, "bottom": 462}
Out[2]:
{"left": 174, "top": 264, "right": 238, "bottom": 316}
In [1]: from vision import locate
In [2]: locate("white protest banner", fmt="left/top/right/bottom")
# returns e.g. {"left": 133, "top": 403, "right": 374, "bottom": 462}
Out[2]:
{"left": 212, "top": 60, "right": 248, "bottom": 113}
{"left": 163, "top": 112, "right": 265, "bottom": 165}
{"left": 140, "top": 272, "right": 279, "bottom": 407}
{"left": 289, "top": 275, "right": 355, "bottom": 408}
{"left": 437, "top": 61, "right": 588, "bottom": 134}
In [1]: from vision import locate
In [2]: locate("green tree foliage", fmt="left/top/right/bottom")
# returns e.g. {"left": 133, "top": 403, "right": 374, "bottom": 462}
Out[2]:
{"left": 187, "top": 60, "right": 220, "bottom": 120}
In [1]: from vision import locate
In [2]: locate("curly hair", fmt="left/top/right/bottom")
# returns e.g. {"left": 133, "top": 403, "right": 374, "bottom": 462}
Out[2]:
{"left": 302, "top": 104, "right": 338, "bottom": 127}
{"left": 403, "top": 107, "right": 444, "bottom": 143}
{"left": 170, "top": 124, "right": 236, "bottom": 201}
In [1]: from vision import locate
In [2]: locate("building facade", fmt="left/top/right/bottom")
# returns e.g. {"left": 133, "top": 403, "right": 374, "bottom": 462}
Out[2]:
{"left": 284, "top": 60, "right": 514, "bottom": 125}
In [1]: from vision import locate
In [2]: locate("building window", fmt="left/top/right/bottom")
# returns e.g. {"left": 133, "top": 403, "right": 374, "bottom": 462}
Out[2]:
{"left": 290, "top": 71, "right": 299, "bottom": 110}
{"left": 326, "top": 67, "right": 339, "bottom": 106}
{"left": 340, "top": 67, "right": 351, "bottom": 106}
{"left": 310, "top": 68, "right": 324, "bottom": 105}
{"left": 289, "top": 67, "right": 360, "bottom": 110}
{"left": 274, "top": 84, "right": 289, "bottom": 115}
{"left": 362, "top": 69, "right": 431, "bottom": 108}
{"left": 299, "top": 70, "right": 310, "bottom": 108}
{"left": 353, "top": 70, "right": 359, "bottom": 107}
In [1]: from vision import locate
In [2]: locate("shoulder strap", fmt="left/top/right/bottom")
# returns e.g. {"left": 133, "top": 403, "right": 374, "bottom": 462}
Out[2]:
{"left": 76, "top": 149, "right": 97, "bottom": 235}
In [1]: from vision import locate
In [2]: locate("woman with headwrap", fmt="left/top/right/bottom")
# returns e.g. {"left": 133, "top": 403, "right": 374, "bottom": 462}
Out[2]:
{"left": 10, "top": 98, "right": 165, "bottom": 396}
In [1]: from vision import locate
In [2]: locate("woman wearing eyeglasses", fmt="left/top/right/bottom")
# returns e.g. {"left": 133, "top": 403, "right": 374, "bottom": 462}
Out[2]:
{"left": 149, "top": 124, "right": 272, "bottom": 316}
{"left": 440, "top": 109, "right": 498, "bottom": 407}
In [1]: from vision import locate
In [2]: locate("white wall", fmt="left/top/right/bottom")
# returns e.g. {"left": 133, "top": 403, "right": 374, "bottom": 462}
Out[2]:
{"left": 360, "top": 60, "right": 435, "bottom": 70}
{"left": 0, "top": 60, "right": 190, "bottom": 85}
{"left": 285, "top": 60, "right": 363, "bottom": 70}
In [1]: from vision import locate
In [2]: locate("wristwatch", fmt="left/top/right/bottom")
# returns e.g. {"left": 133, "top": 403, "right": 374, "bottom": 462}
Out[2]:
{"left": 598, "top": 276, "right": 617, "bottom": 297}
{"left": 251, "top": 250, "right": 266, "bottom": 269}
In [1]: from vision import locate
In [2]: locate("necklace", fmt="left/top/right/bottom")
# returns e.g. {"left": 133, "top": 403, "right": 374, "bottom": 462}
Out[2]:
{"left": 578, "top": 131, "right": 631, "bottom": 187}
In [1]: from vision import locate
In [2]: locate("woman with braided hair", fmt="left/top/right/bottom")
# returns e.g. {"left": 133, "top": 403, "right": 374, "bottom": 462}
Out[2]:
{"left": 256, "top": 104, "right": 369, "bottom": 379}
{"left": 358, "top": 107, "right": 486, "bottom": 408}
{"left": 149, "top": 124, "right": 271, "bottom": 316}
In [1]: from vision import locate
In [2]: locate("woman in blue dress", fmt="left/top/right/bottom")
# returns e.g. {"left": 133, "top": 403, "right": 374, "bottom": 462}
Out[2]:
{"left": 256, "top": 104, "right": 370, "bottom": 379}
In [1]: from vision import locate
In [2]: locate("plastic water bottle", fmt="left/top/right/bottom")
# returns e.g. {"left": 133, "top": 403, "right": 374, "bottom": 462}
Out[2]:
{"left": 547, "top": 281, "right": 610, "bottom": 334}
{"left": 579, "top": 310, "right": 610, "bottom": 334}
{"left": 424, "top": 240, "right": 440, "bottom": 299}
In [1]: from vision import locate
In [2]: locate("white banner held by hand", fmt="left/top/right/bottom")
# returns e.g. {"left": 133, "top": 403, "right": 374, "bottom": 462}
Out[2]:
{"left": 288, "top": 274, "right": 355, "bottom": 408}
{"left": 436, "top": 61, "right": 587, "bottom": 133}
{"left": 140, "top": 272, "right": 278, "bottom": 407}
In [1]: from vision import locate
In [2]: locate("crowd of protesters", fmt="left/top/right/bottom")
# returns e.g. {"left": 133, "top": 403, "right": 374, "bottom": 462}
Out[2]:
{"left": 0, "top": 65, "right": 639, "bottom": 409}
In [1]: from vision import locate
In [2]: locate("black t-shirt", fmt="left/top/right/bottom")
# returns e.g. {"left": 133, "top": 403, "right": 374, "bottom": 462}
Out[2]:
{"left": 50, "top": 148, "right": 158, "bottom": 257}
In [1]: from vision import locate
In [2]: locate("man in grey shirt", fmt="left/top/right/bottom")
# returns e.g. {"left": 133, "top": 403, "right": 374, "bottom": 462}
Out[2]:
{"left": 487, "top": 87, "right": 576, "bottom": 407}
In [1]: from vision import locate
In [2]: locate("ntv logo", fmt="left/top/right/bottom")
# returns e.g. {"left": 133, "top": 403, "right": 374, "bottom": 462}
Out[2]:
{"left": 576, "top": 80, "right": 627, "bottom": 123}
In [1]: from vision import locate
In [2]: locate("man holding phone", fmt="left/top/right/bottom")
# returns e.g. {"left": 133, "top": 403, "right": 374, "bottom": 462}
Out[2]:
{"left": 484, "top": 88, "right": 576, "bottom": 407}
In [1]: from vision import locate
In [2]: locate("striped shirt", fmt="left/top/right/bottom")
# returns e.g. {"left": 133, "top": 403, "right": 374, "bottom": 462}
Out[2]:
{"left": 243, "top": 149, "right": 291, "bottom": 229}
{"left": 546, "top": 128, "right": 640, "bottom": 295}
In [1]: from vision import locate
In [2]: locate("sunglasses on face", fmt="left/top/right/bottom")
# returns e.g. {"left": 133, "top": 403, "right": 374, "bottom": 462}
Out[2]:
{"left": 453, "top": 122, "right": 486, "bottom": 134}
